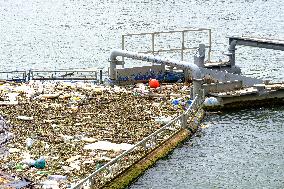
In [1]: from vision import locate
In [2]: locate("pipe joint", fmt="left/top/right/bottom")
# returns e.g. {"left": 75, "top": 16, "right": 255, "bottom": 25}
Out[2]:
{"left": 109, "top": 49, "right": 202, "bottom": 98}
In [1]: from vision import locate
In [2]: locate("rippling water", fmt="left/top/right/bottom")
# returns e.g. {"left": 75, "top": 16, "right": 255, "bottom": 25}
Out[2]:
{"left": 130, "top": 108, "right": 284, "bottom": 188}
{"left": 0, "top": 0, "right": 283, "bottom": 188}
{"left": 0, "top": 0, "right": 283, "bottom": 72}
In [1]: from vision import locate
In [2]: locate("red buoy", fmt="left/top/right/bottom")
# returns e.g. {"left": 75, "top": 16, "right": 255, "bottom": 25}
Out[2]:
{"left": 149, "top": 79, "right": 160, "bottom": 88}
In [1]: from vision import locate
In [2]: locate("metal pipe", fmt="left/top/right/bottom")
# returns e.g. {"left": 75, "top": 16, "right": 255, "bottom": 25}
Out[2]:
{"left": 109, "top": 49, "right": 202, "bottom": 98}
{"left": 228, "top": 40, "right": 237, "bottom": 66}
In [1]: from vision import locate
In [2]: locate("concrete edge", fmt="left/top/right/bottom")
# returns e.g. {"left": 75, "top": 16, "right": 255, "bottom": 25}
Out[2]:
{"left": 102, "top": 109, "right": 205, "bottom": 189}
{"left": 204, "top": 98, "right": 284, "bottom": 111}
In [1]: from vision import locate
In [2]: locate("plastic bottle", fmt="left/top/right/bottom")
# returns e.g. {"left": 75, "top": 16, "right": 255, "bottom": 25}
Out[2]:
{"left": 26, "top": 138, "right": 34, "bottom": 149}
{"left": 171, "top": 99, "right": 180, "bottom": 106}
{"left": 34, "top": 157, "right": 46, "bottom": 169}
{"left": 48, "top": 175, "right": 67, "bottom": 181}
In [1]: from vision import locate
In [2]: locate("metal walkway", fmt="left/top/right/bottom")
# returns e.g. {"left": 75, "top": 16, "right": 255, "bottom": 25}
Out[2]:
{"left": 229, "top": 36, "right": 284, "bottom": 51}
{"left": 227, "top": 36, "right": 284, "bottom": 66}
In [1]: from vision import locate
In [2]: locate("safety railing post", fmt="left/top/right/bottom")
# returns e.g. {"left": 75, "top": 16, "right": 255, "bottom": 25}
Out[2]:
{"left": 181, "top": 31, "right": 185, "bottom": 61}
{"left": 122, "top": 35, "right": 125, "bottom": 63}
{"left": 151, "top": 33, "right": 155, "bottom": 55}
{"left": 182, "top": 113, "right": 187, "bottom": 128}
{"left": 208, "top": 29, "right": 212, "bottom": 62}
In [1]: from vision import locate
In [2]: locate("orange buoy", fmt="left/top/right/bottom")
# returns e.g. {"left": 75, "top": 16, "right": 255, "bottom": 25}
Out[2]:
{"left": 149, "top": 79, "right": 160, "bottom": 88}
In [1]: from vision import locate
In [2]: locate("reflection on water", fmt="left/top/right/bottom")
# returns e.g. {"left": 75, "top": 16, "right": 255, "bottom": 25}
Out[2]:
{"left": 130, "top": 107, "right": 284, "bottom": 189}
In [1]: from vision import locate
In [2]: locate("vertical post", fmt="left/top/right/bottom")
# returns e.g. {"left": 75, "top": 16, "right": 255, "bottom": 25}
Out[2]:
{"left": 30, "top": 70, "right": 33, "bottom": 80}
{"left": 182, "top": 114, "right": 187, "bottom": 128}
{"left": 109, "top": 61, "right": 116, "bottom": 80}
{"left": 193, "top": 79, "right": 202, "bottom": 99}
{"left": 27, "top": 70, "right": 31, "bottom": 81}
{"left": 151, "top": 33, "right": 155, "bottom": 55}
{"left": 194, "top": 44, "right": 205, "bottom": 67}
{"left": 151, "top": 33, "right": 155, "bottom": 66}
{"left": 99, "top": 70, "right": 103, "bottom": 84}
{"left": 181, "top": 31, "right": 185, "bottom": 61}
{"left": 122, "top": 35, "right": 125, "bottom": 64}
{"left": 228, "top": 39, "right": 237, "bottom": 67}
{"left": 208, "top": 29, "right": 212, "bottom": 62}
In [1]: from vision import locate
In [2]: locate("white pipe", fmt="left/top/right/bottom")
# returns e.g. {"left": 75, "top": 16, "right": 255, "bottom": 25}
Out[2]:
{"left": 110, "top": 49, "right": 202, "bottom": 98}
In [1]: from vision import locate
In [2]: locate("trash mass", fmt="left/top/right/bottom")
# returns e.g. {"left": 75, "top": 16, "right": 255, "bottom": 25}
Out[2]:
{"left": 0, "top": 80, "right": 192, "bottom": 188}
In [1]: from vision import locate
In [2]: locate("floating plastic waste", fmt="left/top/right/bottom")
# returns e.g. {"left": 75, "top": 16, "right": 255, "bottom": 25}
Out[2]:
{"left": 48, "top": 175, "right": 67, "bottom": 181}
{"left": 22, "top": 158, "right": 36, "bottom": 166}
{"left": 83, "top": 141, "right": 134, "bottom": 151}
{"left": 16, "top": 116, "right": 34, "bottom": 121}
{"left": 0, "top": 81, "right": 190, "bottom": 187}
{"left": 22, "top": 156, "right": 46, "bottom": 169}
{"left": 4, "top": 179, "right": 31, "bottom": 188}
{"left": 39, "top": 93, "right": 60, "bottom": 99}
{"left": 34, "top": 156, "right": 46, "bottom": 169}
{"left": 154, "top": 116, "right": 172, "bottom": 124}
{"left": 204, "top": 97, "right": 219, "bottom": 106}
{"left": 8, "top": 148, "right": 20, "bottom": 153}
{"left": 66, "top": 155, "right": 81, "bottom": 163}
{"left": 41, "top": 180, "right": 60, "bottom": 189}
{"left": 26, "top": 138, "right": 34, "bottom": 149}
{"left": 171, "top": 99, "right": 180, "bottom": 106}
{"left": 6, "top": 93, "right": 19, "bottom": 103}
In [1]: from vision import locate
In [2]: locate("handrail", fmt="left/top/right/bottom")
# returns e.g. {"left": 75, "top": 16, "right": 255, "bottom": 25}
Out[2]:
{"left": 123, "top": 28, "right": 211, "bottom": 37}
{"left": 71, "top": 96, "right": 203, "bottom": 189}
{"left": 122, "top": 28, "right": 212, "bottom": 62}
{"left": 0, "top": 69, "right": 103, "bottom": 82}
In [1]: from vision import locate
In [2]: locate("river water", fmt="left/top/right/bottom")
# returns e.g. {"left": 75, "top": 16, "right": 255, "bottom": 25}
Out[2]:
{"left": 130, "top": 108, "right": 284, "bottom": 189}
{"left": 0, "top": 0, "right": 283, "bottom": 188}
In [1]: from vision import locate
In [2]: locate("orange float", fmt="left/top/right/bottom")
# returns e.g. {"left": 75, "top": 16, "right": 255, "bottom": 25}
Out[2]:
{"left": 149, "top": 79, "right": 160, "bottom": 88}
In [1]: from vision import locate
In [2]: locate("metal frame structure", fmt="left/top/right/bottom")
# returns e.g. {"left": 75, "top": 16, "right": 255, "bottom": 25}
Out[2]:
{"left": 71, "top": 95, "right": 204, "bottom": 189}
{"left": 122, "top": 28, "right": 212, "bottom": 62}
{"left": 0, "top": 71, "right": 27, "bottom": 82}
{"left": 228, "top": 36, "right": 284, "bottom": 66}
{"left": 0, "top": 69, "right": 104, "bottom": 83}
{"left": 29, "top": 70, "right": 99, "bottom": 81}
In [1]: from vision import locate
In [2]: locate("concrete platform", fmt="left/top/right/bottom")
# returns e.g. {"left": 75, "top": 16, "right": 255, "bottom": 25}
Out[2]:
{"left": 206, "top": 83, "right": 284, "bottom": 110}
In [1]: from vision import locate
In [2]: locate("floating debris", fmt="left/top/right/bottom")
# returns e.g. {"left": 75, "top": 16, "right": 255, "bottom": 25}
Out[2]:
{"left": 16, "top": 116, "right": 34, "bottom": 121}
{"left": 83, "top": 141, "right": 134, "bottom": 151}
{"left": 154, "top": 116, "right": 172, "bottom": 125}
{"left": 0, "top": 170, "right": 34, "bottom": 188}
{"left": 8, "top": 148, "right": 21, "bottom": 153}
{"left": 0, "top": 80, "right": 192, "bottom": 187}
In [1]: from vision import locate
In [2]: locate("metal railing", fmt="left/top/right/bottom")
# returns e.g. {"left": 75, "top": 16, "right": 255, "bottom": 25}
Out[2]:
{"left": 0, "top": 69, "right": 106, "bottom": 83}
{"left": 71, "top": 95, "right": 204, "bottom": 189}
{"left": 0, "top": 71, "right": 27, "bottom": 82}
{"left": 122, "top": 28, "right": 212, "bottom": 62}
{"left": 28, "top": 70, "right": 99, "bottom": 81}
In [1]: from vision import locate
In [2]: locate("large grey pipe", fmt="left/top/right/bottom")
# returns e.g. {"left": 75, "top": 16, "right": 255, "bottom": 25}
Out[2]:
{"left": 228, "top": 40, "right": 237, "bottom": 66}
{"left": 109, "top": 49, "right": 202, "bottom": 98}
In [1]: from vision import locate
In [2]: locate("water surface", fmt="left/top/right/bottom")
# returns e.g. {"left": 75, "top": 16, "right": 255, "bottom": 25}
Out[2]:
{"left": 0, "top": 0, "right": 283, "bottom": 188}
{"left": 130, "top": 108, "right": 284, "bottom": 188}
